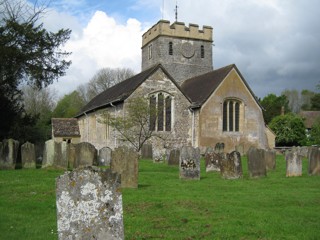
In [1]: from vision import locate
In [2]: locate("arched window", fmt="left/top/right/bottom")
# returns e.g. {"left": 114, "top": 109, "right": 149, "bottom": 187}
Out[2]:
{"left": 223, "top": 99, "right": 241, "bottom": 132}
{"left": 149, "top": 93, "right": 172, "bottom": 132}
{"left": 169, "top": 42, "right": 173, "bottom": 55}
{"left": 201, "top": 45, "right": 204, "bottom": 58}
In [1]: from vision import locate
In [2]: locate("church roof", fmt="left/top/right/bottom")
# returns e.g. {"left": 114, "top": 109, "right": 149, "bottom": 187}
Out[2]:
{"left": 52, "top": 118, "right": 80, "bottom": 137}
{"left": 76, "top": 64, "right": 181, "bottom": 117}
{"left": 181, "top": 64, "right": 260, "bottom": 108}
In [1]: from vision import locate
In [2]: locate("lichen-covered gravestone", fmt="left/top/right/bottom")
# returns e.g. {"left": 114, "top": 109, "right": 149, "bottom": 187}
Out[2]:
{"left": 286, "top": 150, "right": 302, "bottom": 177}
{"left": 42, "top": 140, "right": 68, "bottom": 169}
{"left": 168, "top": 149, "right": 180, "bottom": 165}
{"left": 308, "top": 147, "right": 320, "bottom": 175}
{"left": 0, "top": 139, "right": 19, "bottom": 170}
{"left": 111, "top": 146, "right": 139, "bottom": 188}
{"left": 179, "top": 146, "right": 200, "bottom": 180}
{"left": 56, "top": 167, "right": 124, "bottom": 240}
{"left": 247, "top": 147, "right": 267, "bottom": 178}
{"left": 21, "top": 142, "right": 36, "bottom": 169}
{"left": 265, "top": 149, "right": 276, "bottom": 171}
{"left": 98, "top": 147, "right": 112, "bottom": 166}
{"left": 205, "top": 147, "right": 222, "bottom": 172}
{"left": 74, "top": 142, "right": 98, "bottom": 168}
{"left": 220, "top": 151, "right": 242, "bottom": 179}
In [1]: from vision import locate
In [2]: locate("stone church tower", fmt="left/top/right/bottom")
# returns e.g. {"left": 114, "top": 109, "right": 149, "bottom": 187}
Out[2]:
{"left": 141, "top": 20, "right": 213, "bottom": 85}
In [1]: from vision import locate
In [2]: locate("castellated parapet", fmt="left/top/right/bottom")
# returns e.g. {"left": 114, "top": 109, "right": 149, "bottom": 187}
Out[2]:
{"left": 142, "top": 20, "right": 213, "bottom": 47}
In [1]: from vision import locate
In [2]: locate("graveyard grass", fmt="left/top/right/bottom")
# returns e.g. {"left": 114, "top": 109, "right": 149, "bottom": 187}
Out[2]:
{"left": 1, "top": 156, "right": 320, "bottom": 239}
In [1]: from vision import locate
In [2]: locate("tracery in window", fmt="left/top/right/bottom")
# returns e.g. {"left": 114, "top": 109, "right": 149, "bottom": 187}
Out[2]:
{"left": 149, "top": 92, "right": 172, "bottom": 132}
{"left": 223, "top": 99, "right": 241, "bottom": 132}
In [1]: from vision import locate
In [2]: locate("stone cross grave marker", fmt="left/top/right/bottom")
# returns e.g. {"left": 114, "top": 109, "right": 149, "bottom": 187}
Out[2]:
{"left": 111, "top": 146, "right": 139, "bottom": 188}
{"left": 56, "top": 167, "right": 124, "bottom": 240}
{"left": 286, "top": 150, "right": 302, "bottom": 177}
{"left": 179, "top": 146, "right": 200, "bottom": 180}
{"left": 247, "top": 147, "right": 267, "bottom": 178}
{"left": 220, "top": 151, "right": 242, "bottom": 179}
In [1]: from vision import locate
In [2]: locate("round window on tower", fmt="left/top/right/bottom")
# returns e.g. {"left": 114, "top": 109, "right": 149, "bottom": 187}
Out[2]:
{"left": 180, "top": 42, "right": 195, "bottom": 58}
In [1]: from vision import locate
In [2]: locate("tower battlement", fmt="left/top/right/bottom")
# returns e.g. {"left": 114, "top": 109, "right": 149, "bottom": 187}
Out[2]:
{"left": 142, "top": 20, "right": 213, "bottom": 47}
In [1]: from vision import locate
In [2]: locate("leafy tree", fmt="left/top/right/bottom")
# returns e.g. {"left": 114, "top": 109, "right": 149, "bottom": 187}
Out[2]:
{"left": 77, "top": 67, "right": 135, "bottom": 103}
{"left": 300, "top": 89, "right": 315, "bottom": 111}
{"left": 102, "top": 97, "right": 158, "bottom": 152}
{"left": 260, "top": 94, "right": 290, "bottom": 124}
{"left": 309, "top": 118, "right": 320, "bottom": 145}
{"left": 310, "top": 93, "right": 320, "bottom": 110}
{"left": 0, "top": 0, "right": 71, "bottom": 139}
{"left": 53, "top": 91, "right": 85, "bottom": 118}
{"left": 282, "top": 89, "right": 300, "bottom": 113}
{"left": 269, "top": 113, "right": 306, "bottom": 146}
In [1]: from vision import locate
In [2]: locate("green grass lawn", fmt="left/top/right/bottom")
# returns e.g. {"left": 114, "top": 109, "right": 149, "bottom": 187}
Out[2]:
{"left": 0, "top": 155, "right": 320, "bottom": 239}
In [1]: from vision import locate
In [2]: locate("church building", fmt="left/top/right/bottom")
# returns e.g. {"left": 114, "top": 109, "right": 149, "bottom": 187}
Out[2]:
{"left": 75, "top": 20, "right": 275, "bottom": 157}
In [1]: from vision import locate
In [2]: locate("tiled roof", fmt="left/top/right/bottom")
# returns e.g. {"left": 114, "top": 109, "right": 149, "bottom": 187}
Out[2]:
{"left": 52, "top": 118, "right": 80, "bottom": 137}
{"left": 76, "top": 64, "right": 177, "bottom": 117}
{"left": 299, "top": 111, "right": 320, "bottom": 128}
{"left": 181, "top": 64, "right": 261, "bottom": 108}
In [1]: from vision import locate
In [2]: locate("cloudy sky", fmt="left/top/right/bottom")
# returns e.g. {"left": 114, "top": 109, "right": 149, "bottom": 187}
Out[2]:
{"left": 29, "top": 0, "right": 320, "bottom": 98}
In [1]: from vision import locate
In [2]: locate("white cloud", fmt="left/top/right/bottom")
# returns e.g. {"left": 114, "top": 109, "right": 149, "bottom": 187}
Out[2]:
{"left": 50, "top": 11, "right": 146, "bottom": 96}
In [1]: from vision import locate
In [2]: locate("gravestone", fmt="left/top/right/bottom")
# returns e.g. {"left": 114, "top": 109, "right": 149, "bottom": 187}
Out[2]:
{"left": 179, "top": 146, "right": 200, "bottom": 180}
{"left": 42, "top": 140, "right": 68, "bottom": 169}
{"left": 67, "top": 143, "right": 76, "bottom": 169}
{"left": 308, "top": 147, "right": 320, "bottom": 175}
{"left": 168, "top": 149, "right": 180, "bottom": 165}
{"left": 247, "top": 147, "right": 267, "bottom": 178}
{"left": 214, "top": 142, "right": 225, "bottom": 154}
{"left": 21, "top": 142, "right": 36, "bottom": 169}
{"left": 74, "top": 142, "right": 97, "bottom": 168}
{"left": 220, "top": 151, "right": 242, "bottom": 179}
{"left": 286, "top": 150, "right": 302, "bottom": 177}
{"left": 265, "top": 149, "right": 276, "bottom": 171}
{"left": 205, "top": 151, "right": 222, "bottom": 172}
{"left": 141, "top": 144, "right": 153, "bottom": 159}
{"left": 99, "top": 147, "right": 112, "bottom": 166}
{"left": 0, "top": 139, "right": 19, "bottom": 170}
{"left": 56, "top": 167, "right": 124, "bottom": 240}
{"left": 111, "top": 146, "right": 139, "bottom": 188}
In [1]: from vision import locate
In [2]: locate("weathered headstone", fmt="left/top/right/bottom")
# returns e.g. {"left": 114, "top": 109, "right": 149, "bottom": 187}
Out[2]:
{"left": 286, "top": 150, "right": 302, "bottom": 177}
{"left": 56, "top": 167, "right": 124, "bottom": 240}
{"left": 214, "top": 142, "right": 225, "bottom": 154}
{"left": 265, "top": 149, "right": 276, "bottom": 171}
{"left": 0, "top": 139, "right": 19, "bottom": 170}
{"left": 168, "top": 149, "right": 180, "bottom": 165}
{"left": 205, "top": 151, "right": 222, "bottom": 172}
{"left": 99, "top": 147, "right": 112, "bottom": 166}
{"left": 247, "top": 147, "right": 267, "bottom": 178}
{"left": 42, "top": 140, "right": 68, "bottom": 169}
{"left": 74, "top": 142, "right": 97, "bottom": 168}
{"left": 21, "top": 142, "right": 36, "bottom": 169}
{"left": 308, "top": 147, "right": 320, "bottom": 175}
{"left": 220, "top": 151, "right": 242, "bottom": 179}
{"left": 141, "top": 144, "right": 153, "bottom": 159}
{"left": 179, "top": 146, "right": 200, "bottom": 180}
{"left": 111, "top": 146, "right": 139, "bottom": 188}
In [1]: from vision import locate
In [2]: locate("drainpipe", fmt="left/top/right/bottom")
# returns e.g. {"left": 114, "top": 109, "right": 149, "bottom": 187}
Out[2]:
{"left": 84, "top": 112, "right": 89, "bottom": 142}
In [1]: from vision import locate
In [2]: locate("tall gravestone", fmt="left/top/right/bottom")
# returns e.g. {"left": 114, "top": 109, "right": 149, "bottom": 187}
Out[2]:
{"left": 99, "top": 147, "right": 112, "bottom": 166}
{"left": 247, "top": 147, "right": 267, "bottom": 178}
{"left": 21, "top": 142, "right": 36, "bottom": 169}
{"left": 265, "top": 149, "right": 276, "bottom": 171}
{"left": 220, "top": 151, "right": 242, "bottom": 179}
{"left": 286, "top": 150, "right": 302, "bottom": 177}
{"left": 111, "top": 146, "right": 139, "bottom": 188}
{"left": 56, "top": 167, "right": 124, "bottom": 240}
{"left": 308, "top": 147, "right": 320, "bottom": 175}
{"left": 168, "top": 149, "right": 180, "bottom": 165}
{"left": 141, "top": 144, "right": 153, "bottom": 159}
{"left": 0, "top": 139, "right": 19, "bottom": 170}
{"left": 74, "top": 142, "right": 97, "bottom": 168}
{"left": 42, "top": 140, "right": 68, "bottom": 169}
{"left": 179, "top": 146, "right": 200, "bottom": 180}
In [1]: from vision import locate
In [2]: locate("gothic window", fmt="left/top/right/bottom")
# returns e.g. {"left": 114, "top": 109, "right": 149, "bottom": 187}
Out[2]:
{"left": 201, "top": 45, "right": 204, "bottom": 58}
{"left": 149, "top": 93, "right": 172, "bottom": 132}
{"left": 169, "top": 42, "right": 173, "bottom": 55}
{"left": 223, "top": 99, "right": 241, "bottom": 132}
